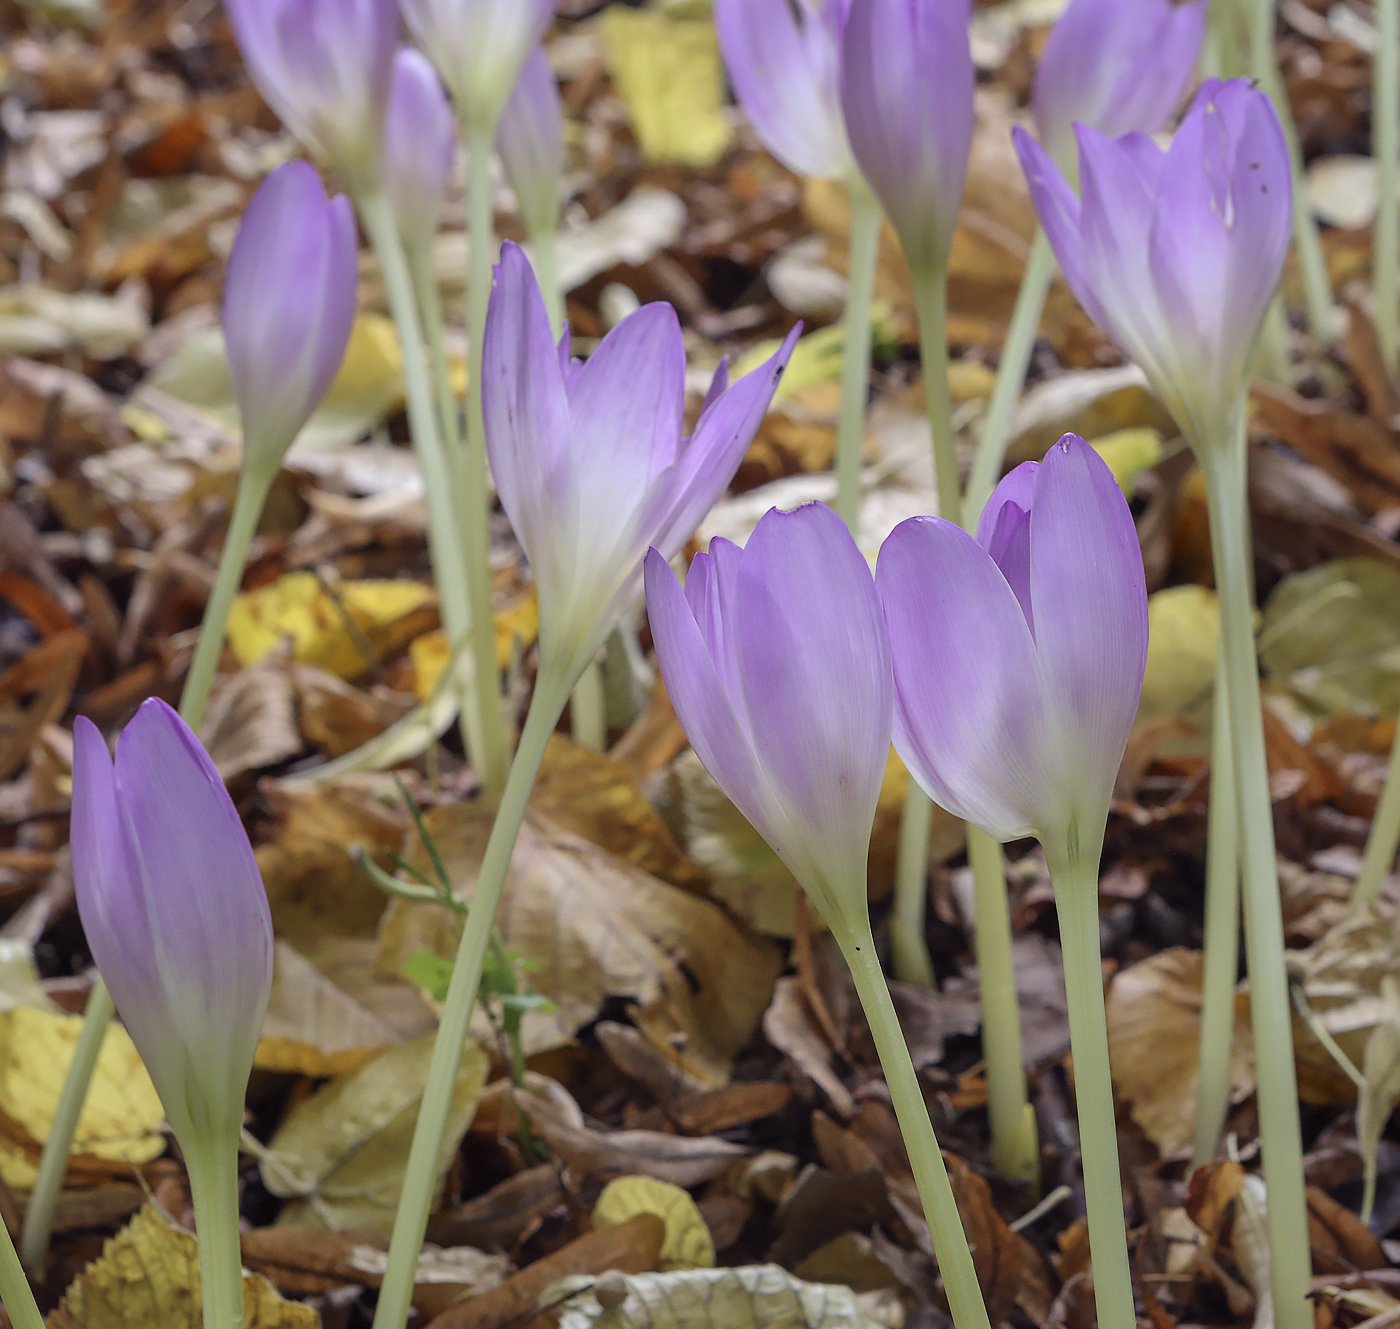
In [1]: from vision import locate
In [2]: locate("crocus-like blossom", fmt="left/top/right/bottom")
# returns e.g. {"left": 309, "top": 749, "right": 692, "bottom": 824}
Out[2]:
{"left": 483, "top": 242, "right": 799, "bottom": 681}
{"left": 1015, "top": 79, "right": 1291, "bottom": 451}
{"left": 645, "top": 502, "right": 892, "bottom": 932}
{"left": 70, "top": 700, "right": 274, "bottom": 1142}
{"left": 839, "top": 0, "right": 975, "bottom": 275}
{"left": 403, "top": 0, "right": 557, "bottom": 129}
{"left": 877, "top": 434, "right": 1147, "bottom": 858}
{"left": 1032, "top": 0, "right": 1207, "bottom": 170}
{"left": 386, "top": 49, "right": 456, "bottom": 255}
{"left": 497, "top": 48, "right": 565, "bottom": 239}
{"left": 715, "top": 0, "right": 852, "bottom": 180}
{"left": 223, "top": 161, "right": 357, "bottom": 478}
{"left": 226, "top": 0, "right": 396, "bottom": 194}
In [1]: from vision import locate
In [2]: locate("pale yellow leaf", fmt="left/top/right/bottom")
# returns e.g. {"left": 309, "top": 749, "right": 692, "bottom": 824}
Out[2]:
{"left": 593, "top": 1176, "right": 715, "bottom": 1270}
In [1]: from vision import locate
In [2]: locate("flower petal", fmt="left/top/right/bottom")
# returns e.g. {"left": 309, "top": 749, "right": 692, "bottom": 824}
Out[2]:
{"left": 974, "top": 459, "right": 1038, "bottom": 550}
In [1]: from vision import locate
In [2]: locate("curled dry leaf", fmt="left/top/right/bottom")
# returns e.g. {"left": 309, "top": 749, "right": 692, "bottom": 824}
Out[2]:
{"left": 593, "top": 1176, "right": 716, "bottom": 1270}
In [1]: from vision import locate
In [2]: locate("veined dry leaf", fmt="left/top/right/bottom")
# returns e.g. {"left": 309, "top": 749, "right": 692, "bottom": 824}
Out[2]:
{"left": 46, "top": 1205, "right": 318, "bottom": 1329}
{"left": 0, "top": 1007, "right": 165, "bottom": 1189}
{"left": 202, "top": 652, "right": 303, "bottom": 780}
{"left": 261, "top": 1033, "right": 489, "bottom": 1234}
{"left": 1106, "top": 949, "right": 1256, "bottom": 1157}
{"left": 1004, "top": 365, "right": 1177, "bottom": 469}
{"left": 593, "top": 1177, "right": 715, "bottom": 1271}
{"left": 376, "top": 805, "right": 781, "bottom": 1084}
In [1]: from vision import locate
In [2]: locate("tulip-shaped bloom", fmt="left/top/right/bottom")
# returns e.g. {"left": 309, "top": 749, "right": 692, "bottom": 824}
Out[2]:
{"left": 497, "top": 49, "right": 565, "bottom": 240}
{"left": 714, "top": 0, "right": 852, "bottom": 180}
{"left": 838, "top": 0, "right": 975, "bottom": 276}
{"left": 403, "top": 0, "right": 557, "bottom": 130}
{"left": 224, "top": 161, "right": 358, "bottom": 481}
{"left": 1032, "top": 0, "right": 1207, "bottom": 171}
{"left": 386, "top": 49, "right": 457, "bottom": 257}
{"left": 483, "top": 242, "right": 798, "bottom": 685}
{"left": 645, "top": 502, "right": 891, "bottom": 932}
{"left": 877, "top": 434, "right": 1147, "bottom": 857}
{"left": 70, "top": 700, "right": 274, "bottom": 1144}
{"left": 226, "top": 0, "right": 396, "bottom": 194}
{"left": 1015, "top": 79, "right": 1291, "bottom": 453}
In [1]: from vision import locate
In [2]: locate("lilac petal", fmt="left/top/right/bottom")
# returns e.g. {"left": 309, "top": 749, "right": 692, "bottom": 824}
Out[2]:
{"left": 1100, "top": 0, "right": 1207, "bottom": 141}
{"left": 482, "top": 243, "right": 572, "bottom": 570}
{"left": 974, "top": 460, "right": 1038, "bottom": 550}
{"left": 497, "top": 48, "right": 565, "bottom": 237}
{"left": 984, "top": 500, "right": 1034, "bottom": 635}
{"left": 644, "top": 548, "right": 770, "bottom": 837}
{"left": 877, "top": 516, "right": 1048, "bottom": 840}
{"left": 684, "top": 538, "right": 747, "bottom": 706}
{"left": 386, "top": 48, "right": 456, "bottom": 253}
{"left": 1027, "top": 436, "right": 1147, "bottom": 822}
{"left": 714, "top": 0, "right": 850, "bottom": 179}
{"left": 728, "top": 504, "right": 892, "bottom": 898}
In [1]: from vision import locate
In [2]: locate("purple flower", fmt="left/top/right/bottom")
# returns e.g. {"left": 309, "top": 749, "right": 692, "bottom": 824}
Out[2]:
{"left": 715, "top": 0, "right": 852, "bottom": 180}
{"left": 483, "top": 242, "right": 798, "bottom": 680}
{"left": 70, "top": 700, "right": 274, "bottom": 1143}
{"left": 1015, "top": 79, "right": 1291, "bottom": 449}
{"left": 839, "top": 0, "right": 975, "bottom": 275}
{"left": 402, "top": 0, "right": 558, "bottom": 129}
{"left": 876, "top": 435, "right": 1147, "bottom": 855}
{"left": 226, "top": 0, "right": 396, "bottom": 194}
{"left": 497, "top": 48, "right": 565, "bottom": 238}
{"left": 1032, "top": 0, "right": 1207, "bottom": 170}
{"left": 223, "top": 161, "right": 358, "bottom": 476}
{"left": 645, "top": 502, "right": 892, "bottom": 929}
{"left": 386, "top": 48, "right": 457, "bottom": 254}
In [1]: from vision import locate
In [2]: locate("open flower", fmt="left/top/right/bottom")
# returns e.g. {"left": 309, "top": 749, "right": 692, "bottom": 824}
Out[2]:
{"left": 70, "top": 700, "right": 274, "bottom": 1143}
{"left": 715, "top": 0, "right": 852, "bottom": 180}
{"left": 1015, "top": 79, "right": 1291, "bottom": 451}
{"left": 483, "top": 242, "right": 798, "bottom": 682}
{"left": 497, "top": 48, "right": 565, "bottom": 239}
{"left": 226, "top": 0, "right": 396, "bottom": 194}
{"left": 1032, "top": 0, "right": 1207, "bottom": 171}
{"left": 223, "top": 161, "right": 357, "bottom": 481}
{"left": 839, "top": 0, "right": 975, "bottom": 275}
{"left": 385, "top": 48, "right": 457, "bottom": 255}
{"left": 877, "top": 434, "right": 1147, "bottom": 858}
{"left": 645, "top": 502, "right": 892, "bottom": 933}
{"left": 402, "top": 0, "right": 557, "bottom": 129}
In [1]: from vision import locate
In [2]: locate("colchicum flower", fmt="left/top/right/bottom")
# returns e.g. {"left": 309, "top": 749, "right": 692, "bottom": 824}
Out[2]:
{"left": 838, "top": 0, "right": 975, "bottom": 275}
{"left": 223, "top": 161, "right": 358, "bottom": 479}
{"left": 1032, "top": 0, "right": 1207, "bottom": 170}
{"left": 714, "top": 0, "right": 852, "bottom": 180}
{"left": 644, "top": 502, "right": 892, "bottom": 933}
{"left": 1015, "top": 79, "right": 1291, "bottom": 451}
{"left": 226, "top": 0, "right": 396, "bottom": 194}
{"left": 386, "top": 48, "right": 457, "bottom": 256}
{"left": 402, "top": 0, "right": 558, "bottom": 129}
{"left": 876, "top": 434, "right": 1148, "bottom": 859}
{"left": 482, "top": 242, "right": 798, "bottom": 682}
{"left": 70, "top": 700, "right": 274, "bottom": 1142}
{"left": 497, "top": 48, "right": 565, "bottom": 239}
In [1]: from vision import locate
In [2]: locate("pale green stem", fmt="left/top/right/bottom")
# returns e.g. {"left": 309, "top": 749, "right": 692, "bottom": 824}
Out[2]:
{"left": 833, "top": 175, "right": 882, "bottom": 531}
{"left": 361, "top": 190, "right": 501, "bottom": 790}
{"left": 910, "top": 264, "right": 960, "bottom": 523}
{"left": 185, "top": 1135, "right": 245, "bottom": 1329}
{"left": 461, "top": 125, "right": 515, "bottom": 798}
{"left": 529, "top": 225, "right": 565, "bottom": 339}
{"left": 570, "top": 658, "right": 607, "bottom": 752}
{"left": 1376, "top": 0, "right": 1399, "bottom": 378}
{"left": 21, "top": 462, "right": 276, "bottom": 1272}
{"left": 839, "top": 918, "right": 992, "bottom": 1329}
{"left": 1353, "top": 707, "right": 1400, "bottom": 908}
{"left": 1043, "top": 838, "right": 1136, "bottom": 1329}
{"left": 968, "top": 827, "right": 1038, "bottom": 1186}
{"left": 891, "top": 782, "right": 935, "bottom": 987}
{"left": 962, "top": 228, "right": 1055, "bottom": 528}
{"left": 371, "top": 664, "right": 570, "bottom": 1329}
{"left": 1193, "top": 655, "right": 1241, "bottom": 1168}
{"left": 1200, "top": 427, "right": 1313, "bottom": 1329}
{"left": 1249, "top": 0, "right": 1336, "bottom": 343}
{"left": 0, "top": 1211, "right": 45, "bottom": 1329}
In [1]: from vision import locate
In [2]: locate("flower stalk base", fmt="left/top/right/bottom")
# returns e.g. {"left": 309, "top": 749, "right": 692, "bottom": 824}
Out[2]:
{"left": 1, "top": 1206, "right": 45, "bottom": 1329}
{"left": 185, "top": 1136, "right": 247, "bottom": 1329}
{"left": 1374, "top": 0, "right": 1398, "bottom": 378}
{"left": 833, "top": 176, "right": 883, "bottom": 531}
{"left": 1353, "top": 707, "right": 1400, "bottom": 909}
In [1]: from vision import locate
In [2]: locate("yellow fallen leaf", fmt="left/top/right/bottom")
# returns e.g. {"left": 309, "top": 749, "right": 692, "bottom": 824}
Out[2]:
{"left": 46, "top": 1204, "right": 318, "bottom": 1329}
{"left": 734, "top": 310, "right": 899, "bottom": 404}
{"left": 1136, "top": 585, "right": 1219, "bottom": 744}
{"left": 593, "top": 1176, "right": 715, "bottom": 1270}
{"left": 226, "top": 571, "right": 434, "bottom": 680}
{"left": 409, "top": 590, "right": 540, "bottom": 701}
{"left": 601, "top": 7, "right": 733, "bottom": 167}
{"left": 0, "top": 1007, "right": 164, "bottom": 1189}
